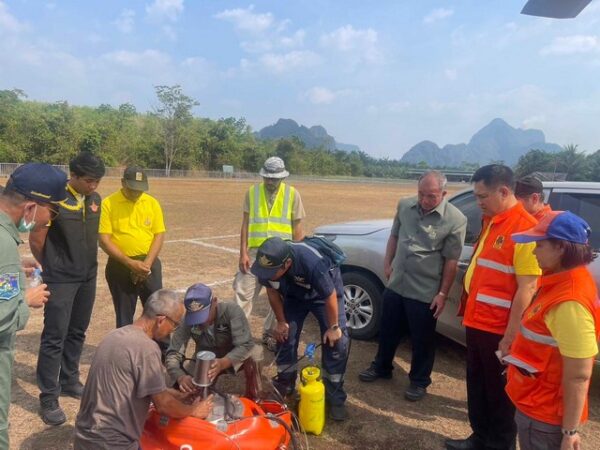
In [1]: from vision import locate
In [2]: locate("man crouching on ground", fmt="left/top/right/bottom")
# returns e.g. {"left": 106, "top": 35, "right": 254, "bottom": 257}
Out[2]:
{"left": 166, "top": 283, "right": 264, "bottom": 399}
{"left": 73, "top": 289, "right": 213, "bottom": 450}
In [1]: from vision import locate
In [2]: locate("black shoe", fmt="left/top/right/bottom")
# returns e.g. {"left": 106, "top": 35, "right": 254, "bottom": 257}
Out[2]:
{"left": 445, "top": 435, "right": 484, "bottom": 450}
{"left": 358, "top": 364, "right": 392, "bottom": 382}
{"left": 40, "top": 400, "right": 67, "bottom": 426}
{"left": 404, "top": 384, "right": 427, "bottom": 402}
{"left": 328, "top": 404, "right": 348, "bottom": 421}
{"left": 61, "top": 382, "right": 84, "bottom": 400}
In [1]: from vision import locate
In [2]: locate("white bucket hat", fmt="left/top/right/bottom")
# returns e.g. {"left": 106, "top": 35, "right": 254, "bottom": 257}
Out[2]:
{"left": 259, "top": 156, "right": 289, "bottom": 179}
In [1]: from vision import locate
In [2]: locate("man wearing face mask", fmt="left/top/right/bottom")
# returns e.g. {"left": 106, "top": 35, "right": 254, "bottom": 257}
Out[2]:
{"left": 29, "top": 152, "right": 105, "bottom": 426}
{"left": 235, "top": 157, "right": 305, "bottom": 352}
{"left": 0, "top": 163, "right": 67, "bottom": 449}
{"left": 99, "top": 166, "right": 166, "bottom": 328}
{"left": 165, "top": 283, "right": 263, "bottom": 398}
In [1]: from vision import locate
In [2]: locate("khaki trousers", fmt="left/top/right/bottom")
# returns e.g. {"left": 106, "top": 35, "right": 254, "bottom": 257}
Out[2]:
{"left": 233, "top": 248, "right": 276, "bottom": 334}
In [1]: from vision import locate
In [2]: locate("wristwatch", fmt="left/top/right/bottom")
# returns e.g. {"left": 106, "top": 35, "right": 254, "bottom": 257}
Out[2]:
{"left": 561, "top": 428, "right": 578, "bottom": 436}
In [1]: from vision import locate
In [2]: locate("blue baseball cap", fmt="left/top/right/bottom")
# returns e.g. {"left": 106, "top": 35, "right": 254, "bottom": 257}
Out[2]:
{"left": 512, "top": 210, "right": 591, "bottom": 245}
{"left": 250, "top": 237, "right": 291, "bottom": 280}
{"left": 183, "top": 283, "right": 213, "bottom": 326}
{"left": 6, "top": 163, "right": 67, "bottom": 203}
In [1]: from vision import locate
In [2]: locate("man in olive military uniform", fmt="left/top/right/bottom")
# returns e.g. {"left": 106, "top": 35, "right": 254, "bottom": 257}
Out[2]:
{"left": 0, "top": 163, "right": 67, "bottom": 448}
{"left": 29, "top": 152, "right": 105, "bottom": 426}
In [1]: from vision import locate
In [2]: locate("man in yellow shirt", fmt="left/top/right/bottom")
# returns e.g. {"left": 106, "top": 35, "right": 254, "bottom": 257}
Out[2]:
{"left": 99, "top": 167, "right": 166, "bottom": 327}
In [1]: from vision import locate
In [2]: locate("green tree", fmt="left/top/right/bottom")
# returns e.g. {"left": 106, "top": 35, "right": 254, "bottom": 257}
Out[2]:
{"left": 557, "top": 144, "right": 587, "bottom": 181}
{"left": 153, "top": 85, "right": 199, "bottom": 175}
{"left": 514, "top": 149, "right": 555, "bottom": 178}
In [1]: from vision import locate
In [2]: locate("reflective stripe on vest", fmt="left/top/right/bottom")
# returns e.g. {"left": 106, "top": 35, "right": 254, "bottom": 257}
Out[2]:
{"left": 519, "top": 324, "right": 559, "bottom": 347}
{"left": 475, "top": 293, "right": 512, "bottom": 309}
{"left": 502, "top": 355, "right": 539, "bottom": 374}
{"left": 248, "top": 183, "right": 294, "bottom": 248}
{"left": 477, "top": 258, "right": 515, "bottom": 274}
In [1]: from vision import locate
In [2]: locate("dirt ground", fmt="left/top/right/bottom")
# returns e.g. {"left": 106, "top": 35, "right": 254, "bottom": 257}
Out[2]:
{"left": 9, "top": 177, "right": 600, "bottom": 450}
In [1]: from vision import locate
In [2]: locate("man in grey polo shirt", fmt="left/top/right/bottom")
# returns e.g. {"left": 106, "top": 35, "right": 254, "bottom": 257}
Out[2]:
{"left": 359, "top": 171, "right": 466, "bottom": 401}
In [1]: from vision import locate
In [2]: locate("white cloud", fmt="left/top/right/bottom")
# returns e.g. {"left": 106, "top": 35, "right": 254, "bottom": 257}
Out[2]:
{"left": 101, "top": 49, "right": 170, "bottom": 68}
{"left": 305, "top": 87, "right": 336, "bottom": 105}
{"left": 522, "top": 115, "right": 547, "bottom": 128}
{"left": 280, "top": 29, "right": 305, "bottom": 48}
{"left": 540, "top": 35, "right": 600, "bottom": 55}
{"left": 259, "top": 50, "right": 320, "bottom": 74}
{"left": 320, "top": 25, "right": 381, "bottom": 63}
{"left": 0, "top": 1, "right": 26, "bottom": 33}
{"left": 145, "top": 0, "right": 183, "bottom": 22}
{"left": 114, "top": 9, "right": 135, "bottom": 34}
{"left": 215, "top": 5, "right": 274, "bottom": 34}
{"left": 423, "top": 8, "right": 454, "bottom": 25}
{"left": 444, "top": 68, "right": 457, "bottom": 80}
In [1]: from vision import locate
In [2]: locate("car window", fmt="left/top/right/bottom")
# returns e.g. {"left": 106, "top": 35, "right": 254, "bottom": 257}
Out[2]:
{"left": 450, "top": 191, "right": 482, "bottom": 245}
{"left": 547, "top": 192, "right": 600, "bottom": 251}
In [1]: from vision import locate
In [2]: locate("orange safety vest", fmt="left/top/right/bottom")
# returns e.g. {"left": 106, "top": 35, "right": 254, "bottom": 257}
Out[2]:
{"left": 533, "top": 204, "right": 553, "bottom": 222}
{"left": 505, "top": 266, "right": 600, "bottom": 426}
{"left": 463, "top": 202, "right": 538, "bottom": 335}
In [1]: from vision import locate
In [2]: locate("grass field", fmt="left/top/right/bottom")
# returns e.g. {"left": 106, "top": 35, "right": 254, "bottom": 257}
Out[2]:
{"left": 9, "top": 177, "right": 600, "bottom": 450}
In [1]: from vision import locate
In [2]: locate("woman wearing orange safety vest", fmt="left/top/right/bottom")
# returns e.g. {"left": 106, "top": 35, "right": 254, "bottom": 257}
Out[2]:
{"left": 505, "top": 211, "right": 600, "bottom": 450}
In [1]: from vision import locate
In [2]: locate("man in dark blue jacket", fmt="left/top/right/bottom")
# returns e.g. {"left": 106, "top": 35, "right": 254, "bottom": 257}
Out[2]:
{"left": 251, "top": 237, "right": 349, "bottom": 421}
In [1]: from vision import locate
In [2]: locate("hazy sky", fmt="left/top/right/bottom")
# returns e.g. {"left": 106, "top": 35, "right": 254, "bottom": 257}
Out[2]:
{"left": 1, "top": 0, "right": 600, "bottom": 157}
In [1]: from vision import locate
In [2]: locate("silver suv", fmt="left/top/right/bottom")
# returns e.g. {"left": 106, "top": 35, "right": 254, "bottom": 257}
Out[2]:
{"left": 314, "top": 182, "right": 600, "bottom": 344}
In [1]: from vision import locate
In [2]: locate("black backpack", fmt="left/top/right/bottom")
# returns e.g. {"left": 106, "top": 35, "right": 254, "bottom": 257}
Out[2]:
{"left": 301, "top": 235, "right": 347, "bottom": 267}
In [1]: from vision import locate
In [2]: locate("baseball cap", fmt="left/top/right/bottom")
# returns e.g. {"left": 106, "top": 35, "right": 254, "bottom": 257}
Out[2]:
{"left": 512, "top": 210, "right": 591, "bottom": 245}
{"left": 183, "top": 283, "right": 213, "bottom": 326}
{"left": 123, "top": 166, "right": 149, "bottom": 191}
{"left": 5, "top": 163, "right": 67, "bottom": 204}
{"left": 515, "top": 176, "right": 543, "bottom": 197}
{"left": 259, "top": 157, "right": 289, "bottom": 179}
{"left": 250, "top": 237, "right": 291, "bottom": 280}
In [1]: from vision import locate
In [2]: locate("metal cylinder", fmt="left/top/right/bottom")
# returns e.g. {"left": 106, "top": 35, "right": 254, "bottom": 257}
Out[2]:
{"left": 192, "top": 350, "right": 216, "bottom": 387}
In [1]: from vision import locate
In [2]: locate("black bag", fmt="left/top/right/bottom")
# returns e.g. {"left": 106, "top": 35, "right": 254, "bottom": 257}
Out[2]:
{"left": 301, "top": 235, "right": 346, "bottom": 267}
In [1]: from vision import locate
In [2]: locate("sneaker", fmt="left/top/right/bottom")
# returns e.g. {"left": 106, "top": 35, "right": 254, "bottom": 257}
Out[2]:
{"left": 328, "top": 404, "right": 348, "bottom": 421}
{"left": 358, "top": 364, "right": 392, "bottom": 382}
{"left": 262, "top": 333, "right": 278, "bottom": 353}
{"left": 40, "top": 400, "right": 67, "bottom": 426}
{"left": 61, "top": 382, "right": 84, "bottom": 400}
{"left": 404, "top": 384, "right": 427, "bottom": 402}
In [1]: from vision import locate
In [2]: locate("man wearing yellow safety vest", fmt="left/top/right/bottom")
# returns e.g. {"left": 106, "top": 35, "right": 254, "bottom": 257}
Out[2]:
{"left": 235, "top": 157, "right": 305, "bottom": 351}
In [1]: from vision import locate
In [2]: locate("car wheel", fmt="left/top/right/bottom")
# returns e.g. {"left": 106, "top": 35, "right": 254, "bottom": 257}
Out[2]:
{"left": 342, "top": 271, "right": 382, "bottom": 340}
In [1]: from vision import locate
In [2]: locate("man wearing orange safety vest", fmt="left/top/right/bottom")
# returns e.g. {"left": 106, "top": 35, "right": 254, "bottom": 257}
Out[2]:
{"left": 234, "top": 157, "right": 305, "bottom": 351}
{"left": 446, "top": 165, "right": 541, "bottom": 450}
{"left": 515, "top": 175, "right": 552, "bottom": 221}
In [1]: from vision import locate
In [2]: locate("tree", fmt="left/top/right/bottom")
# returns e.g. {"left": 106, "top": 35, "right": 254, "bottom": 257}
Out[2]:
{"left": 557, "top": 144, "right": 587, "bottom": 180}
{"left": 153, "top": 85, "right": 199, "bottom": 176}
{"left": 514, "top": 149, "right": 555, "bottom": 177}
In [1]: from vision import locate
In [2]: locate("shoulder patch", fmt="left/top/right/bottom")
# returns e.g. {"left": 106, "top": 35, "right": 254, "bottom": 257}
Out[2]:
{"left": 0, "top": 273, "right": 20, "bottom": 301}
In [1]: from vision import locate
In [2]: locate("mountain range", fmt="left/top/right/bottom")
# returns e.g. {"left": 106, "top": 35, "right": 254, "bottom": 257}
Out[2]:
{"left": 400, "top": 118, "right": 563, "bottom": 167}
{"left": 256, "top": 119, "right": 360, "bottom": 153}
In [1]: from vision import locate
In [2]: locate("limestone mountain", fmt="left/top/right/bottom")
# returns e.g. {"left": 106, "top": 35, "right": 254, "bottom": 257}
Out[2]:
{"left": 400, "top": 118, "right": 562, "bottom": 167}
{"left": 256, "top": 118, "right": 360, "bottom": 152}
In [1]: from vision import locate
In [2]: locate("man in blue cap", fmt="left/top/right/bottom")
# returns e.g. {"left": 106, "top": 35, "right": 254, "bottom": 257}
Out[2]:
{"left": 251, "top": 236, "right": 350, "bottom": 421}
{"left": 165, "top": 283, "right": 264, "bottom": 398}
{"left": 0, "top": 163, "right": 67, "bottom": 449}
{"left": 29, "top": 152, "right": 106, "bottom": 426}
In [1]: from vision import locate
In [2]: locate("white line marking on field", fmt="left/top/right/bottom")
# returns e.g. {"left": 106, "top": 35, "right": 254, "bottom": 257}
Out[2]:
{"left": 185, "top": 240, "right": 238, "bottom": 254}
{"left": 174, "top": 278, "right": 234, "bottom": 292}
{"left": 165, "top": 234, "right": 237, "bottom": 244}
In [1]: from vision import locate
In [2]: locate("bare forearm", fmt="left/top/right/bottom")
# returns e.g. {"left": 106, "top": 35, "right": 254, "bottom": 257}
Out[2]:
{"left": 266, "top": 288, "right": 285, "bottom": 322}
{"left": 292, "top": 220, "right": 304, "bottom": 241}
{"left": 324, "top": 291, "right": 339, "bottom": 328}
{"left": 505, "top": 287, "right": 535, "bottom": 338}
{"left": 562, "top": 357, "right": 593, "bottom": 430}
{"left": 439, "top": 259, "right": 458, "bottom": 294}
{"left": 99, "top": 234, "right": 132, "bottom": 266}
{"left": 145, "top": 232, "right": 164, "bottom": 266}
{"left": 154, "top": 393, "right": 195, "bottom": 419}
{"left": 384, "top": 235, "right": 398, "bottom": 267}
{"left": 240, "top": 214, "right": 249, "bottom": 256}
{"left": 28, "top": 228, "right": 48, "bottom": 263}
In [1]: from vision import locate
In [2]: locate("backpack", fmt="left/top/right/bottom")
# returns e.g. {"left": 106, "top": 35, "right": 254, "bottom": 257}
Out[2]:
{"left": 301, "top": 235, "right": 347, "bottom": 267}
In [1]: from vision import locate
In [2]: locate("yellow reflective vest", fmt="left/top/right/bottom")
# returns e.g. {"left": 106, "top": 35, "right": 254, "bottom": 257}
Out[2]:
{"left": 248, "top": 182, "right": 295, "bottom": 248}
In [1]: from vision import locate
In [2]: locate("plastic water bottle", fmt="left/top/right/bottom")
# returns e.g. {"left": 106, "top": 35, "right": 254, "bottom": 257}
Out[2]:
{"left": 29, "top": 268, "right": 43, "bottom": 288}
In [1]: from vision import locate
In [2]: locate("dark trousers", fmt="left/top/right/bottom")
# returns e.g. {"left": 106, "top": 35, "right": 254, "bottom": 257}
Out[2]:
{"left": 373, "top": 289, "right": 437, "bottom": 388}
{"left": 466, "top": 326, "right": 516, "bottom": 450}
{"left": 37, "top": 278, "right": 96, "bottom": 403}
{"left": 275, "top": 294, "right": 349, "bottom": 406}
{"left": 105, "top": 257, "right": 163, "bottom": 328}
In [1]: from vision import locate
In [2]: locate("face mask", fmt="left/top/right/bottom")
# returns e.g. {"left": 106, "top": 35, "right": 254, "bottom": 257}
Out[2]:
{"left": 18, "top": 204, "right": 38, "bottom": 232}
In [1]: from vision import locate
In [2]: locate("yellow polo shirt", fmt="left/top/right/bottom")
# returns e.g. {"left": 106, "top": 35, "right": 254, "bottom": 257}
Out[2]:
{"left": 99, "top": 190, "right": 166, "bottom": 257}
{"left": 545, "top": 302, "right": 598, "bottom": 358}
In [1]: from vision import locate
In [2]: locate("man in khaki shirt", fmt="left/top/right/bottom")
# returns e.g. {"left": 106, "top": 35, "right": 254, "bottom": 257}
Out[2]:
{"left": 359, "top": 171, "right": 467, "bottom": 401}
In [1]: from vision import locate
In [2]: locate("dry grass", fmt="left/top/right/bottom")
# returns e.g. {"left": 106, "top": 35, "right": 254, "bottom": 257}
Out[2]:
{"left": 9, "top": 178, "right": 600, "bottom": 450}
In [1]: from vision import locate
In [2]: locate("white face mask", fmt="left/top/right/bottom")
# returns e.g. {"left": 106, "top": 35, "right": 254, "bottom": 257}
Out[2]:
{"left": 18, "top": 204, "right": 37, "bottom": 232}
